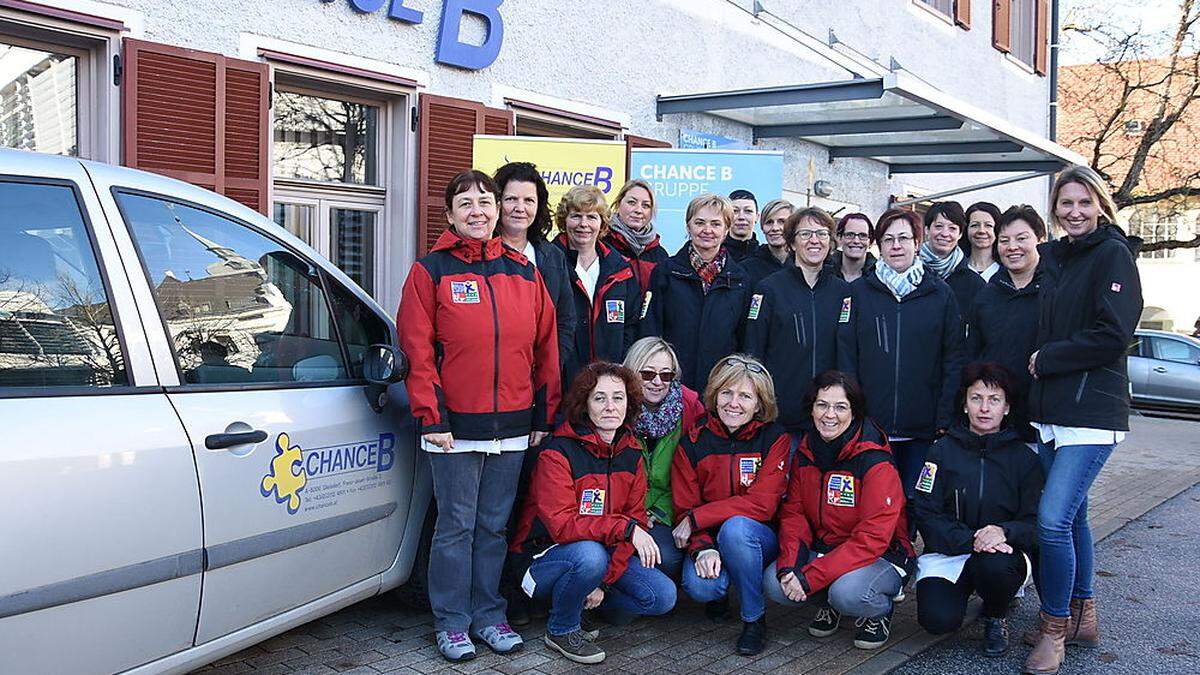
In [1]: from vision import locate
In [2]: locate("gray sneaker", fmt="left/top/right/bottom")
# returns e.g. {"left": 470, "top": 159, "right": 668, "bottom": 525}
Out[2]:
{"left": 544, "top": 629, "right": 606, "bottom": 664}
{"left": 473, "top": 622, "right": 524, "bottom": 654}
{"left": 436, "top": 631, "right": 476, "bottom": 662}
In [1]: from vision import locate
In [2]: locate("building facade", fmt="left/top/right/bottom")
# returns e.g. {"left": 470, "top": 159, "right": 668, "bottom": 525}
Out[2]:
{"left": 1, "top": 0, "right": 1059, "bottom": 313}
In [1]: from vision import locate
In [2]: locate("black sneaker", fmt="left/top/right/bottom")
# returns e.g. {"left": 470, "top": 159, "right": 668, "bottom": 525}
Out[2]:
{"left": 853, "top": 614, "right": 891, "bottom": 650}
{"left": 705, "top": 598, "right": 731, "bottom": 622}
{"left": 544, "top": 630, "right": 606, "bottom": 665}
{"left": 736, "top": 618, "right": 767, "bottom": 656}
{"left": 580, "top": 612, "right": 601, "bottom": 640}
{"left": 982, "top": 616, "right": 1010, "bottom": 657}
{"left": 808, "top": 607, "right": 842, "bottom": 637}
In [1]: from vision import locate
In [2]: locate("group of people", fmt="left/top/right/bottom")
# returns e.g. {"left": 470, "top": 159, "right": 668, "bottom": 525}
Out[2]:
{"left": 396, "top": 161, "right": 1143, "bottom": 674}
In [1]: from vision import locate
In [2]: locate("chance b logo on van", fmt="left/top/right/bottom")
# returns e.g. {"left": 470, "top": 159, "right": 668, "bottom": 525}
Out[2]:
{"left": 261, "top": 432, "right": 396, "bottom": 514}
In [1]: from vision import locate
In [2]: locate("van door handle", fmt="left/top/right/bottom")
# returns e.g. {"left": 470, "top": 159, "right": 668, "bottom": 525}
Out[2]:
{"left": 1153, "top": 366, "right": 1168, "bottom": 373}
{"left": 205, "top": 430, "right": 268, "bottom": 450}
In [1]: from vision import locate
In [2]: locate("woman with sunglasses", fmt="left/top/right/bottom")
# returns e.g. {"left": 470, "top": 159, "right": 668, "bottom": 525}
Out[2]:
{"left": 744, "top": 207, "right": 854, "bottom": 431}
{"left": 671, "top": 354, "right": 792, "bottom": 656}
{"left": 622, "top": 337, "right": 707, "bottom": 580}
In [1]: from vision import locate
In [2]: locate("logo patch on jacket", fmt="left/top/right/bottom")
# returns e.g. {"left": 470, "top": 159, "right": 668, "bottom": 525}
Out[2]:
{"left": 916, "top": 462, "right": 938, "bottom": 493}
{"left": 605, "top": 299, "right": 626, "bottom": 323}
{"left": 640, "top": 291, "right": 652, "bottom": 319}
{"left": 748, "top": 294, "right": 763, "bottom": 320}
{"left": 450, "top": 280, "right": 480, "bottom": 304}
{"left": 826, "top": 473, "right": 856, "bottom": 506}
{"left": 579, "top": 488, "right": 605, "bottom": 515}
{"left": 739, "top": 457, "right": 761, "bottom": 486}
{"left": 1110, "top": 282, "right": 1122, "bottom": 293}
{"left": 839, "top": 297, "right": 852, "bottom": 323}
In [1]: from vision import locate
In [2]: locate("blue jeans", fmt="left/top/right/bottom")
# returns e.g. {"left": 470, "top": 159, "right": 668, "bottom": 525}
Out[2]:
{"left": 762, "top": 556, "right": 902, "bottom": 619}
{"left": 891, "top": 439, "right": 932, "bottom": 501}
{"left": 1036, "top": 441, "right": 1114, "bottom": 617}
{"left": 526, "top": 541, "right": 676, "bottom": 635}
{"left": 427, "top": 451, "right": 524, "bottom": 633}
{"left": 680, "top": 516, "right": 778, "bottom": 622}
{"left": 649, "top": 522, "right": 685, "bottom": 580}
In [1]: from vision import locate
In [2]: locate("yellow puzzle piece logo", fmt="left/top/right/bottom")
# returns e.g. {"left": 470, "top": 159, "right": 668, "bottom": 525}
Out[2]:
{"left": 260, "top": 432, "right": 307, "bottom": 514}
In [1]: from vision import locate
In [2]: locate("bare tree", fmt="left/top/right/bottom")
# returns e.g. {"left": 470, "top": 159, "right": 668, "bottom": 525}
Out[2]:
{"left": 1060, "top": 0, "right": 1200, "bottom": 252}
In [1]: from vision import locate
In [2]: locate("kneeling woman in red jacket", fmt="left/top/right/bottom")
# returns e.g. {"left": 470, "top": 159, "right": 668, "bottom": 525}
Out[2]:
{"left": 510, "top": 363, "right": 676, "bottom": 665}
{"left": 671, "top": 354, "right": 792, "bottom": 656}
{"left": 765, "top": 370, "right": 915, "bottom": 651}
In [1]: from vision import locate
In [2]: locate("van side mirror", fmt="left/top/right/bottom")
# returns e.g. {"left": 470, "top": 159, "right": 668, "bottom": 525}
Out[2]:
{"left": 364, "top": 344, "right": 408, "bottom": 385}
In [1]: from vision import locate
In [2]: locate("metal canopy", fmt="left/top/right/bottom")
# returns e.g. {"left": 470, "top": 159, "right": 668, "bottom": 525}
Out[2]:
{"left": 656, "top": 72, "right": 1084, "bottom": 174}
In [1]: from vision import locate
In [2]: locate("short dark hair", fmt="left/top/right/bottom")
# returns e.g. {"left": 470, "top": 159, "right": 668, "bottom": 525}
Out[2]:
{"left": 956, "top": 361, "right": 1018, "bottom": 414}
{"left": 923, "top": 201, "right": 967, "bottom": 231}
{"left": 836, "top": 212, "right": 874, "bottom": 239}
{"left": 729, "top": 189, "right": 757, "bottom": 206}
{"left": 784, "top": 206, "right": 835, "bottom": 245}
{"left": 874, "top": 208, "right": 923, "bottom": 245}
{"left": 493, "top": 162, "right": 553, "bottom": 243}
{"left": 996, "top": 204, "right": 1047, "bottom": 241}
{"left": 561, "top": 361, "right": 644, "bottom": 429}
{"left": 444, "top": 170, "right": 498, "bottom": 212}
{"left": 804, "top": 370, "right": 868, "bottom": 421}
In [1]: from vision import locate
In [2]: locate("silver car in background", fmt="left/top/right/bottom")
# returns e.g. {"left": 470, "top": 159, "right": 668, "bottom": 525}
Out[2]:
{"left": 1129, "top": 329, "right": 1200, "bottom": 411}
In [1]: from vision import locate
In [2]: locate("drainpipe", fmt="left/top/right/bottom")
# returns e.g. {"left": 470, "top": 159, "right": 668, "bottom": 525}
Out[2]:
{"left": 1049, "top": 0, "right": 1060, "bottom": 141}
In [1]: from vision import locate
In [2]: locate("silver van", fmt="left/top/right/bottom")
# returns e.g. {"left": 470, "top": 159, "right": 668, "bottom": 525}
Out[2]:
{"left": 0, "top": 149, "right": 431, "bottom": 674}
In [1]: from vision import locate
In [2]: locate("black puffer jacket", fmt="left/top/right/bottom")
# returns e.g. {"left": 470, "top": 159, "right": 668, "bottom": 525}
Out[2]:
{"left": 826, "top": 250, "right": 877, "bottom": 282}
{"left": 722, "top": 234, "right": 760, "bottom": 262}
{"left": 966, "top": 268, "right": 1043, "bottom": 440}
{"left": 1029, "top": 224, "right": 1143, "bottom": 430}
{"left": 910, "top": 424, "right": 1044, "bottom": 555}
{"left": 529, "top": 238, "right": 576, "bottom": 383}
{"left": 943, "top": 257, "right": 986, "bottom": 322}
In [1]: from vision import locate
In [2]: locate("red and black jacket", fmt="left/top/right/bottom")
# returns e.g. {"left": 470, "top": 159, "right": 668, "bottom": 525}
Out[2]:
{"left": 775, "top": 421, "right": 914, "bottom": 594}
{"left": 554, "top": 237, "right": 642, "bottom": 382}
{"left": 398, "top": 229, "right": 560, "bottom": 440}
{"left": 603, "top": 229, "right": 670, "bottom": 296}
{"left": 510, "top": 422, "right": 649, "bottom": 585}
{"left": 671, "top": 417, "right": 792, "bottom": 558}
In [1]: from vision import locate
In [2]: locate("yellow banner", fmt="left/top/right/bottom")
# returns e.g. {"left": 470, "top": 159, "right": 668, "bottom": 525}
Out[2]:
{"left": 472, "top": 136, "right": 628, "bottom": 228}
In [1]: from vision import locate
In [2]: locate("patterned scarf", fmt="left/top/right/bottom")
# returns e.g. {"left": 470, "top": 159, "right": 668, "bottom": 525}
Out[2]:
{"left": 689, "top": 245, "right": 727, "bottom": 294}
{"left": 635, "top": 381, "right": 685, "bottom": 439}
{"left": 875, "top": 257, "right": 926, "bottom": 301}
{"left": 609, "top": 213, "right": 658, "bottom": 256}
{"left": 918, "top": 241, "right": 965, "bottom": 279}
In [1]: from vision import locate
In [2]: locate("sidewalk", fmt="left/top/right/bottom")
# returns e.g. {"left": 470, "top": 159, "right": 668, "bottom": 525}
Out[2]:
{"left": 196, "top": 413, "right": 1200, "bottom": 675}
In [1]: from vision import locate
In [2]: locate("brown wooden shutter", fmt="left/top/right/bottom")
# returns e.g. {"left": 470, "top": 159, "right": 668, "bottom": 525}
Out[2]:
{"left": 624, "top": 134, "right": 671, "bottom": 183}
{"left": 992, "top": 0, "right": 1012, "bottom": 53}
{"left": 122, "top": 39, "right": 270, "bottom": 215}
{"left": 1034, "top": 0, "right": 1049, "bottom": 75}
{"left": 955, "top": 0, "right": 971, "bottom": 29}
{"left": 416, "top": 94, "right": 513, "bottom": 254}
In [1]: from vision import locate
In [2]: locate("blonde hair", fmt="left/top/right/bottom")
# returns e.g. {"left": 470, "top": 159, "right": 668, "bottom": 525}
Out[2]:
{"left": 612, "top": 179, "right": 657, "bottom": 222}
{"left": 555, "top": 185, "right": 612, "bottom": 235}
{"left": 623, "top": 337, "right": 681, "bottom": 375}
{"left": 1050, "top": 166, "right": 1119, "bottom": 234}
{"left": 760, "top": 199, "right": 794, "bottom": 227}
{"left": 685, "top": 193, "right": 734, "bottom": 227}
{"left": 702, "top": 354, "right": 778, "bottom": 423}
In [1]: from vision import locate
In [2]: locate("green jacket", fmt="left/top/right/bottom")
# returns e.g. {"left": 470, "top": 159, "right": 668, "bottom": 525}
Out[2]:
{"left": 642, "top": 420, "right": 683, "bottom": 525}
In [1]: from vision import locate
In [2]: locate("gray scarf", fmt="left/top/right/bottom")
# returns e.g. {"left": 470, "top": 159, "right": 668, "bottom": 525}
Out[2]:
{"left": 875, "top": 258, "right": 926, "bottom": 301}
{"left": 918, "top": 242, "right": 965, "bottom": 279}
{"left": 609, "top": 213, "right": 657, "bottom": 256}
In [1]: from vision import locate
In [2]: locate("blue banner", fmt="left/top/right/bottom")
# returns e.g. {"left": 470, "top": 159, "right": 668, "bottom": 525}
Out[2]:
{"left": 630, "top": 149, "right": 785, "bottom": 254}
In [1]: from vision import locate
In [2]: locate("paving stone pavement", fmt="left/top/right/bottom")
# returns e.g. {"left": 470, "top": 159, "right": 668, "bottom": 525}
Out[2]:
{"left": 195, "top": 413, "right": 1200, "bottom": 675}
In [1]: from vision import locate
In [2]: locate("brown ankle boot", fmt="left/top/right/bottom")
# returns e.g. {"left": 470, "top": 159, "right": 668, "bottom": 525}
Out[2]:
{"left": 1022, "top": 600, "right": 1080, "bottom": 646}
{"left": 1067, "top": 598, "right": 1099, "bottom": 647}
{"left": 1023, "top": 611, "right": 1069, "bottom": 674}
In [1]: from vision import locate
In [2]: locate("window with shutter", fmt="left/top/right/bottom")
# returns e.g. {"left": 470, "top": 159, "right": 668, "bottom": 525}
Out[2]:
{"left": 993, "top": 0, "right": 1012, "bottom": 53}
{"left": 416, "top": 94, "right": 512, "bottom": 254}
{"left": 122, "top": 39, "right": 270, "bottom": 215}
{"left": 955, "top": 0, "right": 971, "bottom": 29}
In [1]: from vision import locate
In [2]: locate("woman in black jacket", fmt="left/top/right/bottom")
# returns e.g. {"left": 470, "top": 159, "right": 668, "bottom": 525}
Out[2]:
{"left": 918, "top": 201, "right": 985, "bottom": 326}
{"left": 744, "top": 207, "right": 853, "bottom": 430}
{"left": 966, "top": 205, "right": 1047, "bottom": 443}
{"left": 842, "top": 208, "right": 964, "bottom": 499}
{"left": 1023, "top": 166, "right": 1143, "bottom": 675}
{"left": 912, "top": 362, "right": 1043, "bottom": 658}
{"left": 741, "top": 199, "right": 793, "bottom": 286}
{"left": 494, "top": 162, "right": 575, "bottom": 380}
{"left": 640, "top": 193, "right": 752, "bottom": 390}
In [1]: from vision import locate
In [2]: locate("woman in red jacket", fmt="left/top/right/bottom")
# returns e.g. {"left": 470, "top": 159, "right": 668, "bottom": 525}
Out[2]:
{"left": 510, "top": 362, "right": 676, "bottom": 665}
{"left": 765, "top": 370, "right": 914, "bottom": 651}
{"left": 398, "top": 170, "right": 561, "bottom": 662}
{"left": 671, "top": 354, "right": 792, "bottom": 656}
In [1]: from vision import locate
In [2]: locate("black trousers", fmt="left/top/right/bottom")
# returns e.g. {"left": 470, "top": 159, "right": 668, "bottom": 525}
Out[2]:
{"left": 916, "top": 550, "right": 1028, "bottom": 634}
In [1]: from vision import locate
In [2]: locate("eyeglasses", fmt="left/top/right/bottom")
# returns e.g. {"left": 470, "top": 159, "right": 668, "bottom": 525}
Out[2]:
{"left": 840, "top": 232, "right": 871, "bottom": 241}
{"left": 813, "top": 401, "right": 852, "bottom": 415}
{"left": 720, "top": 356, "right": 768, "bottom": 374}
{"left": 795, "top": 229, "right": 831, "bottom": 240}
{"left": 880, "top": 234, "right": 916, "bottom": 247}
{"left": 639, "top": 369, "right": 676, "bottom": 383}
